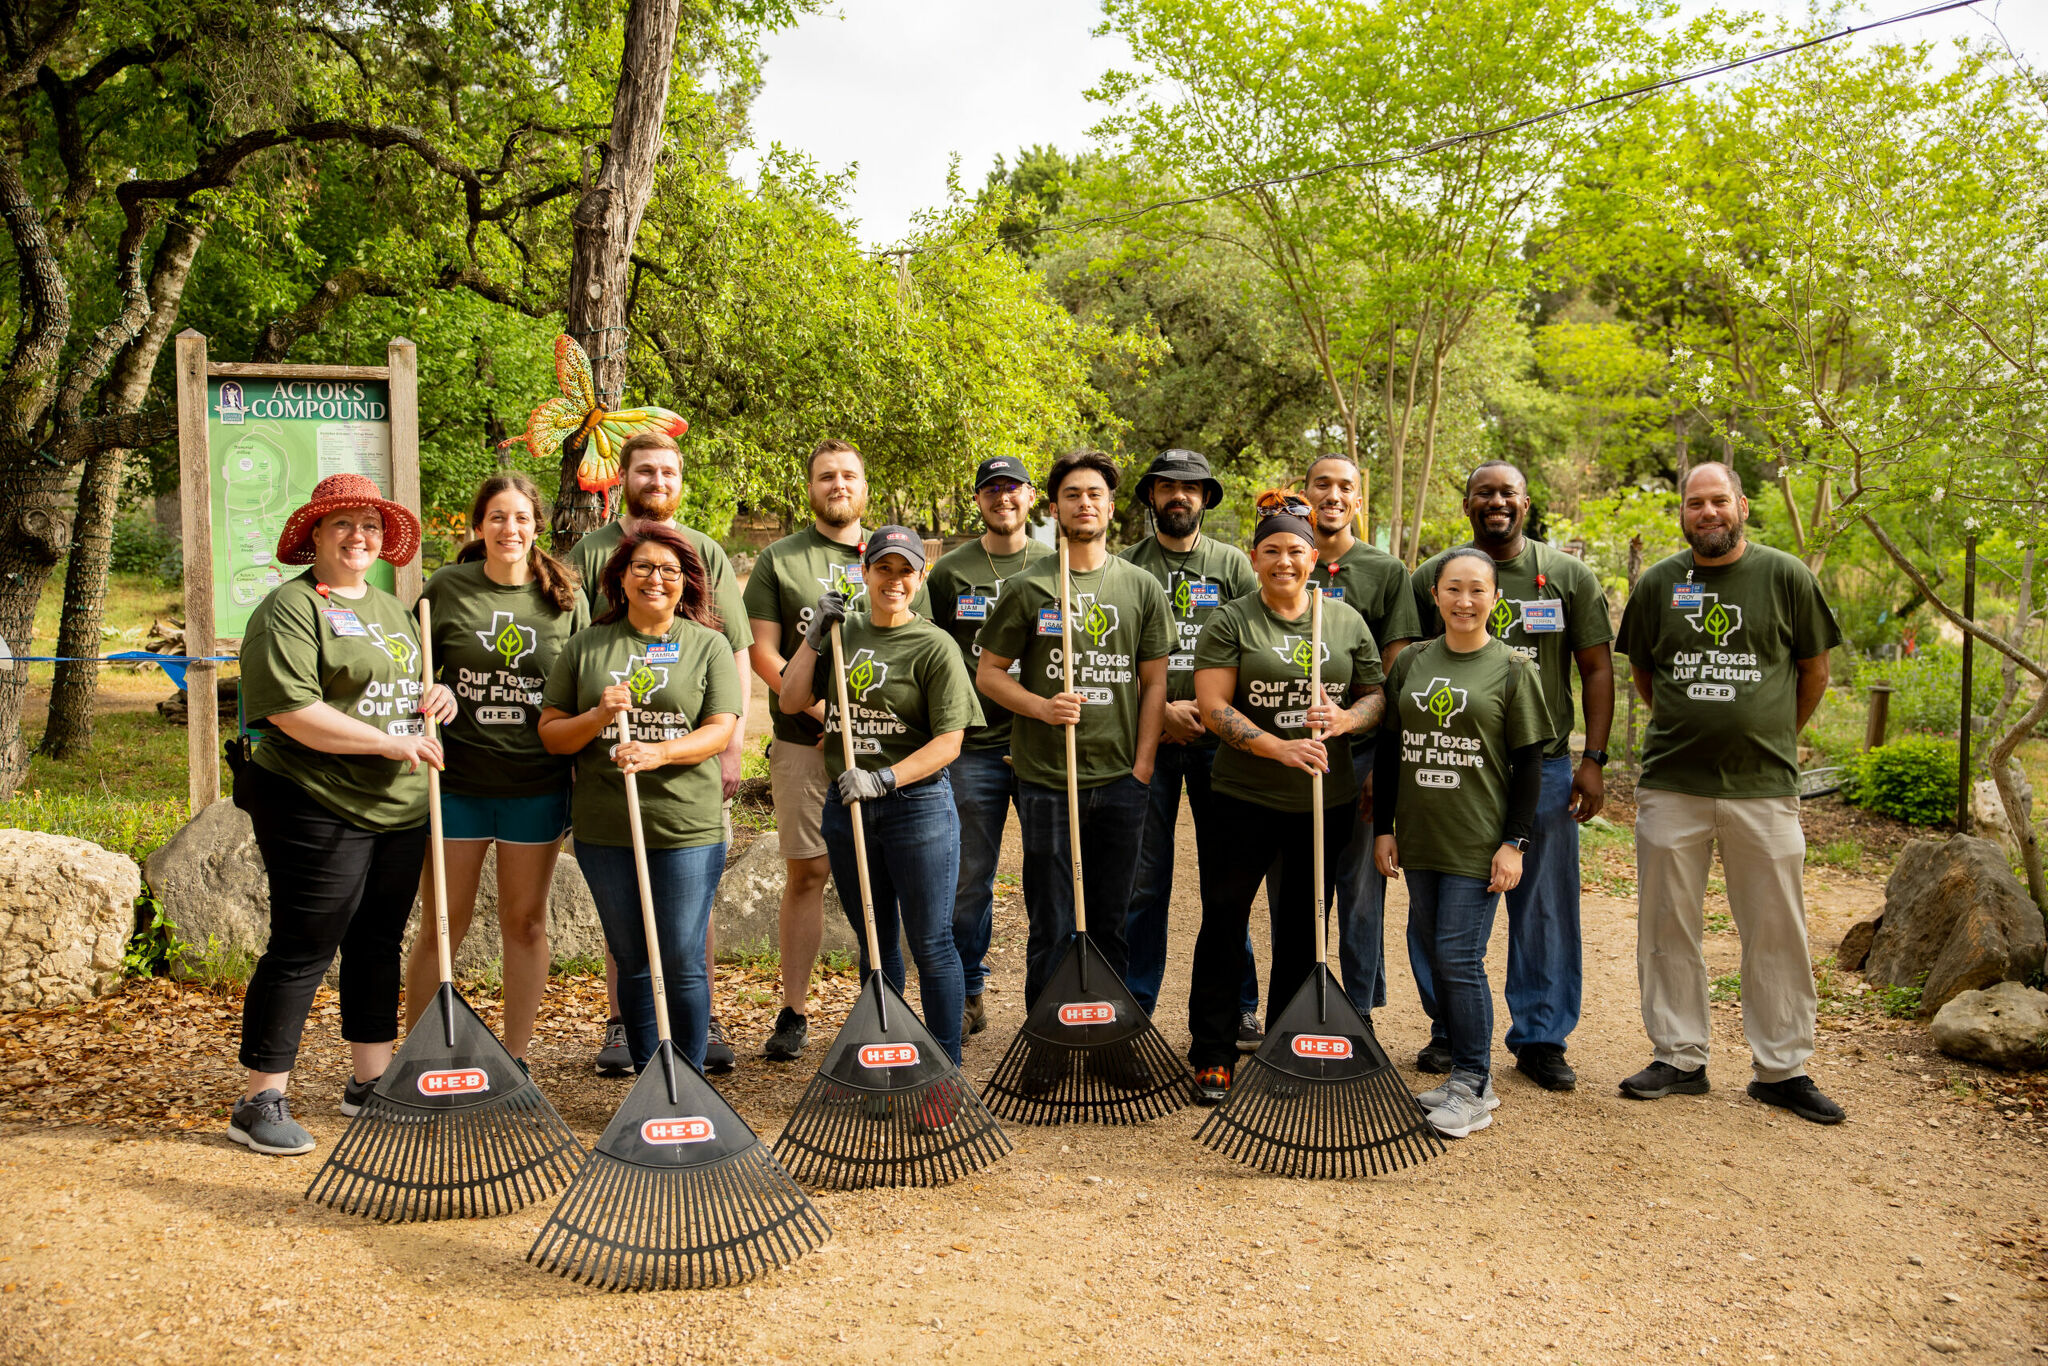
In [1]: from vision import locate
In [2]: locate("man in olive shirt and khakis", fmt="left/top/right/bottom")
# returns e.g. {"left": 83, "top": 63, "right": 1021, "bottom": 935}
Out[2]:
{"left": 1119, "top": 449, "right": 1259, "bottom": 1021}
{"left": 1616, "top": 462, "right": 1845, "bottom": 1125}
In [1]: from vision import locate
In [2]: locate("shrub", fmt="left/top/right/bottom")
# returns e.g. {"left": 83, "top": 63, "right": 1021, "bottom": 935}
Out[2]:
{"left": 1873, "top": 642, "right": 2003, "bottom": 734}
{"left": 109, "top": 514, "right": 181, "bottom": 584}
{"left": 1846, "top": 736, "right": 1959, "bottom": 825}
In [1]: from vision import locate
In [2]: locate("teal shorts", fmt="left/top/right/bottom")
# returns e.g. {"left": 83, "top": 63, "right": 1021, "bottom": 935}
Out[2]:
{"left": 440, "top": 788, "right": 572, "bottom": 845}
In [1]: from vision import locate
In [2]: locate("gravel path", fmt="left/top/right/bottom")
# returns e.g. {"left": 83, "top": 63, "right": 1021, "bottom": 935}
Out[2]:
{"left": 4, "top": 800, "right": 2045, "bottom": 1365}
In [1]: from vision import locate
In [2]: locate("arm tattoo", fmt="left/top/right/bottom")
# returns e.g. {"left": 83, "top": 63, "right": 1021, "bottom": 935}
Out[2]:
{"left": 1208, "top": 704, "right": 1266, "bottom": 753}
{"left": 1347, "top": 692, "right": 1384, "bottom": 732}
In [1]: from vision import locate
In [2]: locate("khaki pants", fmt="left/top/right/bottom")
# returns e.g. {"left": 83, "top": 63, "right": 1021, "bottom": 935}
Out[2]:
{"left": 1634, "top": 789, "right": 1816, "bottom": 1083}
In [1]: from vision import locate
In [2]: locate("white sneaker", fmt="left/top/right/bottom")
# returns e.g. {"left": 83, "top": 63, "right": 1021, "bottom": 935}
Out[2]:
{"left": 1425, "top": 1078, "right": 1496, "bottom": 1138}
{"left": 1416, "top": 1074, "right": 1498, "bottom": 1113}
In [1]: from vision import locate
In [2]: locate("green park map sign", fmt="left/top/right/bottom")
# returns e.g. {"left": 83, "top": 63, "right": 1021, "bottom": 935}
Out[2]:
{"left": 209, "top": 376, "right": 395, "bottom": 635}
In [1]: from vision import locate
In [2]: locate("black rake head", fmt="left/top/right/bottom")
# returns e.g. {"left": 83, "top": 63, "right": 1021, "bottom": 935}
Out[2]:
{"left": 306, "top": 983, "right": 583, "bottom": 1221}
{"left": 527, "top": 1040, "right": 830, "bottom": 1290}
{"left": 1194, "top": 965, "right": 1444, "bottom": 1178}
{"left": 981, "top": 934, "right": 1195, "bottom": 1126}
{"left": 773, "top": 973, "right": 1011, "bottom": 1189}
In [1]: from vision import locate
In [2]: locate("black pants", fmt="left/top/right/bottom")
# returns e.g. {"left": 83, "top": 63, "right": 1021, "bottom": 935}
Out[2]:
{"left": 1186, "top": 791, "right": 1354, "bottom": 1071}
{"left": 238, "top": 762, "right": 428, "bottom": 1072}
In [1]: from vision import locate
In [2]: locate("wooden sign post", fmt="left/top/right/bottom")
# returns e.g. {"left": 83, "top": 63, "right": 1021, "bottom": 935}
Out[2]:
{"left": 174, "top": 332, "right": 421, "bottom": 814}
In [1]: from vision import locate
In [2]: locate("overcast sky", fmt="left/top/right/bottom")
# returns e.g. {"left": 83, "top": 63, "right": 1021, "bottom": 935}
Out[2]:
{"left": 738, "top": 0, "right": 2047, "bottom": 250}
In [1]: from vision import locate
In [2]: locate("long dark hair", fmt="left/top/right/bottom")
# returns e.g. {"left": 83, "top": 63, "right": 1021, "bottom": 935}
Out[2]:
{"left": 456, "top": 472, "right": 580, "bottom": 612}
{"left": 596, "top": 525, "right": 723, "bottom": 632}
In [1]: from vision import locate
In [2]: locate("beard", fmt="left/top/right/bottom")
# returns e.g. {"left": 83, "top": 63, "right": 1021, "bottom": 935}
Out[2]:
{"left": 813, "top": 491, "right": 864, "bottom": 528}
{"left": 1154, "top": 501, "right": 1200, "bottom": 538}
{"left": 626, "top": 485, "right": 678, "bottom": 522}
{"left": 1313, "top": 504, "right": 1351, "bottom": 534}
{"left": 982, "top": 504, "right": 1028, "bottom": 536}
{"left": 1471, "top": 508, "right": 1523, "bottom": 548}
{"left": 1684, "top": 517, "right": 1745, "bottom": 559}
{"left": 1060, "top": 519, "right": 1106, "bottom": 543}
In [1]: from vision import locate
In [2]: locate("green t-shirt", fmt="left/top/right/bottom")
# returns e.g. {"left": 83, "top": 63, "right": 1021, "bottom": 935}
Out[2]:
{"left": 743, "top": 525, "right": 932, "bottom": 746}
{"left": 540, "top": 619, "right": 742, "bottom": 849}
{"left": 568, "top": 519, "right": 752, "bottom": 656}
{"left": 976, "top": 555, "right": 1173, "bottom": 790}
{"left": 1323, "top": 539, "right": 1421, "bottom": 651}
{"left": 1616, "top": 543, "right": 1841, "bottom": 799}
{"left": 819, "top": 612, "right": 984, "bottom": 778}
{"left": 1118, "top": 535, "right": 1257, "bottom": 713}
{"left": 1192, "top": 592, "right": 1384, "bottom": 812}
{"left": 420, "top": 561, "right": 588, "bottom": 797}
{"left": 925, "top": 538, "right": 1053, "bottom": 751}
{"left": 241, "top": 571, "right": 428, "bottom": 831}
{"left": 1382, "top": 636, "right": 1549, "bottom": 880}
{"left": 1412, "top": 539, "right": 1610, "bottom": 760}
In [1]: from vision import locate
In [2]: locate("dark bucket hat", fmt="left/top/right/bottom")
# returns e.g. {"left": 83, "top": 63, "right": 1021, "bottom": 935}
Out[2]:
{"left": 1133, "top": 448, "right": 1224, "bottom": 509}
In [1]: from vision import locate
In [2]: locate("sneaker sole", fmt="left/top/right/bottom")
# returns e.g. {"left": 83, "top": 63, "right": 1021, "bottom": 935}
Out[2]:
{"left": 704, "top": 1057, "right": 736, "bottom": 1076}
{"left": 339, "top": 1100, "right": 365, "bottom": 1119}
{"left": 227, "top": 1124, "right": 315, "bottom": 1157}
{"left": 760, "top": 1041, "right": 807, "bottom": 1061}
{"left": 1746, "top": 1082, "right": 1845, "bottom": 1124}
{"left": 1427, "top": 1109, "right": 1493, "bottom": 1139}
{"left": 1235, "top": 1038, "right": 1263, "bottom": 1053}
{"left": 1619, "top": 1077, "right": 1711, "bottom": 1100}
{"left": 1417, "top": 1090, "right": 1501, "bottom": 1113}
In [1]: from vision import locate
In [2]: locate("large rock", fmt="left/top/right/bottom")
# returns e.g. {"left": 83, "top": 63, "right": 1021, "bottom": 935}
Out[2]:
{"left": 402, "top": 844, "right": 607, "bottom": 977}
{"left": 144, "top": 801, "right": 270, "bottom": 968}
{"left": 0, "top": 830, "right": 141, "bottom": 1007}
{"left": 1930, "top": 981, "right": 2048, "bottom": 1071}
{"left": 1865, "top": 835, "right": 2046, "bottom": 1016}
{"left": 1836, "top": 915, "right": 1881, "bottom": 972}
{"left": 712, "top": 829, "right": 857, "bottom": 958}
{"left": 1971, "top": 771, "right": 2036, "bottom": 861}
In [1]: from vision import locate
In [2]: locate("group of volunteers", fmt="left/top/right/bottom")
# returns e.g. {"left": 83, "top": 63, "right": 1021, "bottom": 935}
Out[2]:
{"left": 221, "top": 433, "right": 1847, "bottom": 1159}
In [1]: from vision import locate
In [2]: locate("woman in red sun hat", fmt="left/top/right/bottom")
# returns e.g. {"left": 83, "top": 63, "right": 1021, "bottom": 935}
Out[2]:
{"left": 228, "top": 473, "right": 456, "bottom": 1157}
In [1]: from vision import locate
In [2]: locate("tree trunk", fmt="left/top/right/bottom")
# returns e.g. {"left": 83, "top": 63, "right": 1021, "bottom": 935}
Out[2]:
{"left": 1403, "top": 348, "right": 1449, "bottom": 569}
{"left": 0, "top": 463, "right": 74, "bottom": 796}
{"left": 553, "top": 0, "right": 683, "bottom": 553}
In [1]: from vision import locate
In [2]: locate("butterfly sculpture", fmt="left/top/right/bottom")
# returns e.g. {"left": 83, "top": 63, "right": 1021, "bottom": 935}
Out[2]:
{"left": 513, "top": 335, "right": 689, "bottom": 503}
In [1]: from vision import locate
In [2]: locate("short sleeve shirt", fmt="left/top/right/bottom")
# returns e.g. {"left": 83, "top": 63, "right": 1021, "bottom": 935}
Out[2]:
{"left": 421, "top": 560, "right": 587, "bottom": 797}
{"left": 1617, "top": 543, "right": 1840, "bottom": 799}
{"left": 1412, "top": 539, "right": 1611, "bottom": 759}
{"left": 1323, "top": 540, "right": 1421, "bottom": 650}
{"left": 540, "top": 619, "right": 742, "bottom": 849}
{"left": 1382, "top": 637, "right": 1549, "bottom": 880}
{"left": 1118, "top": 535, "right": 1257, "bottom": 713}
{"left": 1192, "top": 591, "right": 1383, "bottom": 812}
{"left": 975, "top": 555, "right": 1172, "bottom": 790}
{"left": 925, "top": 538, "right": 1053, "bottom": 751}
{"left": 568, "top": 520, "right": 751, "bottom": 656}
{"left": 241, "top": 571, "right": 428, "bottom": 831}
{"left": 820, "top": 612, "right": 984, "bottom": 777}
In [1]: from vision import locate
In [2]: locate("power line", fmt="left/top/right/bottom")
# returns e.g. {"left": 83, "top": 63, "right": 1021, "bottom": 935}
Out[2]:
{"left": 879, "top": 0, "right": 1988, "bottom": 259}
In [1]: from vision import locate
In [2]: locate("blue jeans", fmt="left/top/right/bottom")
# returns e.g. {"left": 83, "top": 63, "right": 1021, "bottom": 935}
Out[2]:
{"left": 824, "top": 776, "right": 966, "bottom": 1064}
{"left": 1405, "top": 755, "right": 1581, "bottom": 1054}
{"left": 1016, "top": 775, "right": 1149, "bottom": 1008}
{"left": 1127, "top": 742, "right": 1257, "bottom": 1017}
{"left": 577, "top": 840, "right": 726, "bottom": 1072}
{"left": 948, "top": 747, "right": 1017, "bottom": 998}
{"left": 1403, "top": 869, "right": 1502, "bottom": 1083}
{"left": 1335, "top": 734, "right": 1387, "bottom": 1017}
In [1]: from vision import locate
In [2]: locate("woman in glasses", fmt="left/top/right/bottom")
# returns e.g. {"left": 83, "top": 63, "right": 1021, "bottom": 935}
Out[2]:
{"left": 539, "top": 527, "right": 742, "bottom": 1072}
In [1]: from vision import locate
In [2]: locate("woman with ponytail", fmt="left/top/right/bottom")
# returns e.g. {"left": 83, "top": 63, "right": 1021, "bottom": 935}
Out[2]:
{"left": 403, "top": 473, "right": 588, "bottom": 1071}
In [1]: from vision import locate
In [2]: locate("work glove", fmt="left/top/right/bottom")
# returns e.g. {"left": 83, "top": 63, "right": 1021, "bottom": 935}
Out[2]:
{"left": 834, "top": 766, "right": 897, "bottom": 804}
{"left": 804, "top": 591, "right": 850, "bottom": 653}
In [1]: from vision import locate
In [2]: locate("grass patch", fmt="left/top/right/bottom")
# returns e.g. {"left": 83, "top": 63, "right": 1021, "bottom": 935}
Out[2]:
{"left": 457, "top": 957, "right": 504, "bottom": 999}
{"left": 1809, "top": 837, "right": 1863, "bottom": 871}
{"left": 1579, "top": 817, "right": 1631, "bottom": 857}
{"left": 179, "top": 935, "right": 258, "bottom": 993}
{"left": 7, "top": 708, "right": 195, "bottom": 862}
{"left": 1812, "top": 956, "right": 1925, "bottom": 1019}
{"left": 1709, "top": 972, "right": 1742, "bottom": 1003}
{"left": 551, "top": 953, "right": 605, "bottom": 978}
{"left": 1704, "top": 909, "right": 1733, "bottom": 934}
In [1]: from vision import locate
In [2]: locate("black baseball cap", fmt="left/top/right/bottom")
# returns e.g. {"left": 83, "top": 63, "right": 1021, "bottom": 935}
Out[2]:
{"left": 863, "top": 524, "right": 927, "bottom": 571}
{"left": 974, "top": 456, "right": 1032, "bottom": 490}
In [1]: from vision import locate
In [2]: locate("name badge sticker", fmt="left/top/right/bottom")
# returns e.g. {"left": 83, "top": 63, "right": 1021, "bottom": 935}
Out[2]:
{"left": 323, "top": 608, "right": 367, "bottom": 637}
{"left": 1188, "top": 582, "right": 1222, "bottom": 608}
{"left": 1037, "top": 608, "right": 1063, "bottom": 636}
{"left": 957, "top": 594, "right": 989, "bottom": 621}
{"left": 645, "top": 643, "right": 680, "bottom": 665}
{"left": 1322, "top": 585, "right": 1346, "bottom": 601}
{"left": 1671, "top": 583, "right": 1704, "bottom": 610}
{"left": 1521, "top": 600, "right": 1563, "bottom": 633}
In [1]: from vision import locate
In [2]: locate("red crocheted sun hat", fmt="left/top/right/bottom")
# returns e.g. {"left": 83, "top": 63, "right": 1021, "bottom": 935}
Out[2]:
{"left": 274, "top": 472, "right": 421, "bottom": 567}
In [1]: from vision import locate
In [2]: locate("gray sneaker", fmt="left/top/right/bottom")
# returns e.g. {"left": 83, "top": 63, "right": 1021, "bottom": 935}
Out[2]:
{"left": 703, "top": 1018, "right": 736, "bottom": 1075}
{"left": 228, "top": 1089, "right": 315, "bottom": 1156}
{"left": 1424, "top": 1078, "right": 1495, "bottom": 1139}
{"left": 596, "top": 1018, "right": 632, "bottom": 1077}
{"left": 340, "top": 1074, "right": 378, "bottom": 1118}
{"left": 1416, "top": 1074, "right": 1498, "bottom": 1113}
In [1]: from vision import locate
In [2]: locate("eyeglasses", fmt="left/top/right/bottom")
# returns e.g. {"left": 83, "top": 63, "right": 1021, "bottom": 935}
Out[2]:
{"left": 322, "top": 518, "right": 385, "bottom": 538}
{"left": 981, "top": 480, "right": 1027, "bottom": 496}
{"left": 627, "top": 562, "right": 684, "bottom": 582}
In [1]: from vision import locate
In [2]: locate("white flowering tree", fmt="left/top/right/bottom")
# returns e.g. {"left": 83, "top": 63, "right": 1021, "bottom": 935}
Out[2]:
{"left": 1672, "top": 39, "right": 2047, "bottom": 910}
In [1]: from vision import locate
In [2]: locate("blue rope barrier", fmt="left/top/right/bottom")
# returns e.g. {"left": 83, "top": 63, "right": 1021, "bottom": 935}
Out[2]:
{"left": 5, "top": 652, "right": 238, "bottom": 691}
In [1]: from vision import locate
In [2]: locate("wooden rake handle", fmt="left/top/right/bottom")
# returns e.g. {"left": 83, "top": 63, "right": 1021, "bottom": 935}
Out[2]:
{"left": 828, "top": 622, "right": 884, "bottom": 971}
{"left": 617, "top": 709, "right": 673, "bottom": 1045}
{"left": 417, "top": 598, "right": 454, "bottom": 992}
{"left": 1059, "top": 531, "right": 1086, "bottom": 936}
{"left": 1310, "top": 586, "right": 1326, "bottom": 970}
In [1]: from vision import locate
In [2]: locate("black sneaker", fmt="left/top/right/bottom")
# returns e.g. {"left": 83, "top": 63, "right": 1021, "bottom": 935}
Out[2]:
{"left": 595, "top": 1017, "right": 632, "bottom": 1076}
{"left": 1515, "top": 1044, "right": 1578, "bottom": 1092}
{"left": 1416, "top": 1039, "right": 1453, "bottom": 1074}
{"left": 962, "top": 992, "right": 988, "bottom": 1036}
{"left": 1747, "top": 1076, "right": 1845, "bottom": 1125}
{"left": 761, "top": 1007, "right": 809, "bottom": 1061}
{"left": 703, "top": 1018, "right": 736, "bottom": 1075}
{"left": 340, "top": 1074, "right": 379, "bottom": 1118}
{"left": 228, "top": 1089, "right": 315, "bottom": 1156}
{"left": 1235, "top": 1010, "right": 1265, "bottom": 1053}
{"left": 1619, "top": 1060, "right": 1710, "bottom": 1099}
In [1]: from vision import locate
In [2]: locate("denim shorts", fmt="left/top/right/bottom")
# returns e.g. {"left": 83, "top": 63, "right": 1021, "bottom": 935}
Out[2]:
{"left": 439, "top": 788, "right": 572, "bottom": 845}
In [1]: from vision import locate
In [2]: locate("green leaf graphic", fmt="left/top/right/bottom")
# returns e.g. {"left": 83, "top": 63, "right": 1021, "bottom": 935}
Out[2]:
{"left": 1704, "top": 600, "right": 1732, "bottom": 642}
{"left": 1083, "top": 603, "right": 1112, "bottom": 643}
{"left": 1174, "top": 579, "right": 1192, "bottom": 616}
{"left": 849, "top": 656, "right": 876, "bottom": 699}
{"left": 1428, "top": 683, "right": 1457, "bottom": 725}
{"left": 1291, "top": 638, "right": 1315, "bottom": 670}
{"left": 627, "top": 663, "right": 659, "bottom": 701}
{"left": 1488, "top": 598, "right": 1514, "bottom": 637}
{"left": 492, "top": 620, "right": 525, "bottom": 664}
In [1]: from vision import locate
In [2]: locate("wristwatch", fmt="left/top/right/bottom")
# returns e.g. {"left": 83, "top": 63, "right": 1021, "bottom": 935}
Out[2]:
{"left": 1582, "top": 748, "right": 1609, "bottom": 767}
{"left": 1501, "top": 837, "right": 1529, "bottom": 851}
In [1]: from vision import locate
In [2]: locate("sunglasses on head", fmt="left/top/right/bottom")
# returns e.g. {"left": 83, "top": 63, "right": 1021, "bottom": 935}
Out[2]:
{"left": 1255, "top": 490, "right": 1313, "bottom": 519}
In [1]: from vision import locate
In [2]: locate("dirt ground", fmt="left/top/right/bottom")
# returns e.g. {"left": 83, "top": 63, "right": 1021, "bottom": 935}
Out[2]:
{"left": 6, "top": 778, "right": 2048, "bottom": 1362}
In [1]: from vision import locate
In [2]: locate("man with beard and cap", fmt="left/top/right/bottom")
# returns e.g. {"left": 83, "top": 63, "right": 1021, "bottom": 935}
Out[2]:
{"left": 1616, "top": 462, "right": 1844, "bottom": 1125}
{"left": 745, "top": 439, "right": 929, "bottom": 1062}
{"left": 1117, "top": 449, "right": 1260, "bottom": 1030}
{"left": 1297, "top": 454, "right": 1420, "bottom": 1028}
{"left": 569, "top": 431, "right": 753, "bottom": 1075}
{"left": 975, "top": 449, "right": 1170, "bottom": 1014}
{"left": 925, "top": 456, "right": 1054, "bottom": 1037}
{"left": 1408, "top": 460, "right": 1613, "bottom": 1093}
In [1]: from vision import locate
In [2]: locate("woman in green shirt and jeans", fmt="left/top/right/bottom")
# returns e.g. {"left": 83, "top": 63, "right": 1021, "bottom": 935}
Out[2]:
{"left": 539, "top": 526, "right": 741, "bottom": 1072}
